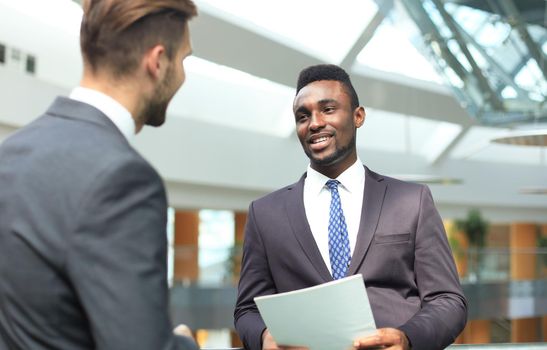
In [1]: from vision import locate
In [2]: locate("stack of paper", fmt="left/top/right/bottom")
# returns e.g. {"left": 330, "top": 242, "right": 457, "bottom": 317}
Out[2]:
{"left": 254, "top": 274, "right": 376, "bottom": 350}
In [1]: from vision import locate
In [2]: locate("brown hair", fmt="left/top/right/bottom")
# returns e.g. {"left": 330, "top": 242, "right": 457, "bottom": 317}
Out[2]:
{"left": 80, "top": 0, "right": 197, "bottom": 77}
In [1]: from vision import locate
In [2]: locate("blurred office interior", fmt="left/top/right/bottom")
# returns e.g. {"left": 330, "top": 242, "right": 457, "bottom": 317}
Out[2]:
{"left": 0, "top": 0, "right": 546, "bottom": 348}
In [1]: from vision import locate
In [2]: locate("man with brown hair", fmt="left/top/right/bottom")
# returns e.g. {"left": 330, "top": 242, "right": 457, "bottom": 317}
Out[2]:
{"left": 0, "top": 1, "right": 198, "bottom": 349}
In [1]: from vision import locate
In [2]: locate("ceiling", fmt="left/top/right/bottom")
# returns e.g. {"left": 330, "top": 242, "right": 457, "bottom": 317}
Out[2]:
{"left": 402, "top": 0, "right": 546, "bottom": 125}
{"left": 0, "top": 0, "right": 545, "bottom": 220}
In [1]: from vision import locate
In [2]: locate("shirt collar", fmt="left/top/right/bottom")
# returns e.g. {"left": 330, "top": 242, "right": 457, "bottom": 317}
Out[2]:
{"left": 69, "top": 87, "right": 135, "bottom": 142}
{"left": 306, "top": 157, "right": 365, "bottom": 195}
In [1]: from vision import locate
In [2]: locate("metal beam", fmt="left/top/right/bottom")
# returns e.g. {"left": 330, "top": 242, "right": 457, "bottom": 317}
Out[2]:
{"left": 431, "top": 0, "right": 505, "bottom": 111}
{"left": 499, "top": 0, "right": 547, "bottom": 80}
{"left": 399, "top": 0, "right": 469, "bottom": 81}
{"left": 455, "top": 22, "right": 529, "bottom": 99}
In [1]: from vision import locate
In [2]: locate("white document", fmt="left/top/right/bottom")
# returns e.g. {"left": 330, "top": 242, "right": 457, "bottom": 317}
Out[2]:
{"left": 254, "top": 274, "right": 376, "bottom": 350}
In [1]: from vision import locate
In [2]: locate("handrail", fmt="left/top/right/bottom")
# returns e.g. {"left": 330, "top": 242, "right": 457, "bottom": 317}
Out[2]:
{"left": 202, "top": 344, "right": 547, "bottom": 350}
{"left": 448, "top": 344, "right": 547, "bottom": 349}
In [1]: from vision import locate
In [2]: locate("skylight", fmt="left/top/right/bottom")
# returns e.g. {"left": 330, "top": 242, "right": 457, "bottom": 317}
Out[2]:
{"left": 194, "top": 0, "right": 378, "bottom": 63}
{"left": 515, "top": 59, "right": 547, "bottom": 97}
{"left": 355, "top": 18, "right": 444, "bottom": 85}
{"left": 446, "top": 2, "right": 512, "bottom": 48}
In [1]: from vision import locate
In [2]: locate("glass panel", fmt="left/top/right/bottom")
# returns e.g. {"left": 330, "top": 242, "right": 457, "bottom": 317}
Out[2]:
{"left": 459, "top": 247, "right": 547, "bottom": 283}
{"left": 198, "top": 210, "right": 235, "bottom": 286}
{"left": 167, "top": 207, "right": 175, "bottom": 287}
{"left": 355, "top": 10, "right": 444, "bottom": 84}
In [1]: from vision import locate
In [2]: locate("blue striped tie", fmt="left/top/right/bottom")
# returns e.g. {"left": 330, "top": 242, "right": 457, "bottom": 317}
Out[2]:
{"left": 326, "top": 180, "right": 351, "bottom": 280}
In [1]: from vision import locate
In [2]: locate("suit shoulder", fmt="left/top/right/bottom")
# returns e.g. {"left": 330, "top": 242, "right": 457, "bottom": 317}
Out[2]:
{"left": 367, "top": 168, "right": 427, "bottom": 194}
{"left": 1, "top": 112, "right": 159, "bottom": 192}
{"left": 250, "top": 181, "right": 299, "bottom": 208}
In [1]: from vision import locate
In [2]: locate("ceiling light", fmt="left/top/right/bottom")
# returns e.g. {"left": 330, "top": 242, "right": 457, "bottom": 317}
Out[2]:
{"left": 390, "top": 174, "right": 462, "bottom": 185}
{"left": 519, "top": 187, "right": 547, "bottom": 195}
{"left": 491, "top": 128, "right": 547, "bottom": 146}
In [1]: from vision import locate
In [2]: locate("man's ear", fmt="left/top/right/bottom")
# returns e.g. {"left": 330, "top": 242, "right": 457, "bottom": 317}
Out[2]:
{"left": 144, "top": 44, "right": 166, "bottom": 80}
{"left": 354, "top": 106, "right": 366, "bottom": 128}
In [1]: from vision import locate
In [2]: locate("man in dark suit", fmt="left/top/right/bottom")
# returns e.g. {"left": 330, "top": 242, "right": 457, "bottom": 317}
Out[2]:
{"left": 0, "top": 1, "right": 199, "bottom": 349}
{"left": 234, "top": 65, "right": 467, "bottom": 350}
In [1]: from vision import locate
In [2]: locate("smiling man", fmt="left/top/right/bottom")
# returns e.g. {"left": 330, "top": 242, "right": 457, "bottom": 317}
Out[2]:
{"left": 234, "top": 64, "right": 467, "bottom": 350}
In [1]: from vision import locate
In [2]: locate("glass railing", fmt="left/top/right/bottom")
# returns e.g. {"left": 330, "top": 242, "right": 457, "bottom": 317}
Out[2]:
{"left": 455, "top": 247, "right": 547, "bottom": 283}
{"left": 448, "top": 345, "right": 547, "bottom": 349}
{"left": 170, "top": 246, "right": 547, "bottom": 346}
{"left": 202, "top": 344, "right": 547, "bottom": 350}
{"left": 171, "top": 246, "right": 547, "bottom": 286}
{"left": 172, "top": 245, "right": 243, "bottom": 287}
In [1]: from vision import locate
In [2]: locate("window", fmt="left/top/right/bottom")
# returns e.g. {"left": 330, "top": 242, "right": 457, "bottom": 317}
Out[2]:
{"left": 26, "top": 54, "right": 36, "bottom": 74}
{"left": 0, "top": 43, "right": 5, "bottom": 64}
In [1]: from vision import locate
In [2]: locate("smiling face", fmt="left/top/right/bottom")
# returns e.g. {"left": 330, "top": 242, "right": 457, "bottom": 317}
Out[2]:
{"left": 293, "top": 80, "right": 365, "bottom": 178}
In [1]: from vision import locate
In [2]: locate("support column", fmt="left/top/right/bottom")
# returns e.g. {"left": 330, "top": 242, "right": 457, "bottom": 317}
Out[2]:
{"left": 443, "top": 219, "right": 469, "bottom": 278}
{"left": 231, "top": 212, "right": 247, "bottom": 348}
{"left": 456, "top": 319, "right": 491, "bottom": 344}
{"left": 512, "top": 317, "right": 539, "bottom": 343}
{"left": 542, "top": 316, "right": 547, "bottom": 342}
{"left": 231, "top": 329, "right": 243, "bottom": 348}
{"left": 510, "top": 223, "right": 537, "bottom": 280}
{"left": 510, "top": 223, "right": 540, "bottom": 342}
{"left": 541, "top": 224, "right": 547, "bottom": 279}
{"left": 232, "top": 212, "right": 247, "bottom": 284}
{"left": 173, "top": 210, "right": 199, "bottom": 283}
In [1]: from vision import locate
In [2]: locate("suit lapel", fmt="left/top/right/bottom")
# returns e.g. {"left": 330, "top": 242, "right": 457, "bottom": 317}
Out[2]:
{"left": 285, "top": 175, "right": 333, "bottom": 282}
{"left": 348, "top": 166, "right": 386, "bottom": 275}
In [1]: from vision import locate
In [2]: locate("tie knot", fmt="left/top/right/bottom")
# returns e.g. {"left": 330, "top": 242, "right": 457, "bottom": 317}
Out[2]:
{"left": 326, "top": 179, "right": 340, "bottom": 191}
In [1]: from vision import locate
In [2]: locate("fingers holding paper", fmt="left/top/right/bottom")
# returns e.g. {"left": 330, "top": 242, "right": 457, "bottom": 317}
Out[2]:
{"left": 353, "top": 328, "right": 410, "bottom": 350}
{"left": 262, "top": 329, "right": 309, "bottom": 350}
{"left": 173, "top": 324, "right": 193, "bottom": 338}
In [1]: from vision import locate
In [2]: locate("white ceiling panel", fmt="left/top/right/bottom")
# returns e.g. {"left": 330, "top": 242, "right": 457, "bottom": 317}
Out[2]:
{"left": 450, "top": 126, "right": 546, "bottom": 165}
{"left": 169, "top": 57, "right": 295, "bottom": 137}
{"left": 195, "top": 0, "right": 378, "bottom": 63}
{"left": 358, "top": 108, "right": 456, "bottom": 160}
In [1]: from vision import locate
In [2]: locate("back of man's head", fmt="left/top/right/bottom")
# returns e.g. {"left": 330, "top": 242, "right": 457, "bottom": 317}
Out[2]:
{"left": 80, "top": 0, "right": 197, "bottom": 78}
{"left": 296, "top": 64, "right": 360, "bottom": 109}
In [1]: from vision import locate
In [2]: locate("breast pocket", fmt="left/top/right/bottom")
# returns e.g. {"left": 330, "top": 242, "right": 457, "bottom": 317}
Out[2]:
{"left": 373, "top": 233, "right": 410, "bottom": 245}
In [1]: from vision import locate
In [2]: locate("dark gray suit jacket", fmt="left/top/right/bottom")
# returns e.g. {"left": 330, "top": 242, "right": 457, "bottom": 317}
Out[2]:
{"left": 234, "top": 169, "right": 467, "bottom": 350}
{"left": 0, "top": 97, "right": 197, "bottom": 350}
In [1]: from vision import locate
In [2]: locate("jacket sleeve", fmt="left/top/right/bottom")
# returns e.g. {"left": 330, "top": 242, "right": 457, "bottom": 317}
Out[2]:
{"left": 234, "top": 202, "right": 277, "bottom": 350}
{"left": 398, "top": 185, "right": 467, "bottom": 350}
{"left": 65, "top": 158, "right": 197, "bottom": 350}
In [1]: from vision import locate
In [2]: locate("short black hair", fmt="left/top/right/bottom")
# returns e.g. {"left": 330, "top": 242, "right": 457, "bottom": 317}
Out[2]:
{"left": 296, "top": 64, "right": 360, "bottom": 109}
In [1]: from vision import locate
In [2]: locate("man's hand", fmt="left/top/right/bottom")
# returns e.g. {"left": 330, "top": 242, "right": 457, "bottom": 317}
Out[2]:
{"left": 262, "top": 329, "right": 308, "bottom": 350}
{"left": 353, "top": 328, "right": 410, "bottom": 350}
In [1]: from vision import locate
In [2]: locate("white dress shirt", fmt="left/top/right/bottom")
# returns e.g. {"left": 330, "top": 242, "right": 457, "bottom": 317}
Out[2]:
{"left": 303, "top": 158, "right": 365, "bottom": 274}
{"left": 69, "top": 87, "right": 135, "bottom": 142}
